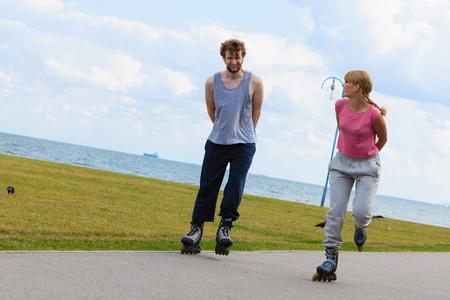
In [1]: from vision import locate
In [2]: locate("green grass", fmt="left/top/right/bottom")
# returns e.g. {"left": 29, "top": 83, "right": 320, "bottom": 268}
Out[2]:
{"left": 1, "top": 154, "right": 449, "bottom": 251}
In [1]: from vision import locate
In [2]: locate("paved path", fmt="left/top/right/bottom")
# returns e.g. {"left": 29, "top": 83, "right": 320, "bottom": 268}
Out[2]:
{"left": 0, "top": 251, "right": 449, "bottom": 300}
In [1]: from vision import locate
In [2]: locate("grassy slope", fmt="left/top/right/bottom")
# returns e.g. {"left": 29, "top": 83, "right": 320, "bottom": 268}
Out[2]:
{"left": 0, "top": 154, "right": 449, "bottom": 251}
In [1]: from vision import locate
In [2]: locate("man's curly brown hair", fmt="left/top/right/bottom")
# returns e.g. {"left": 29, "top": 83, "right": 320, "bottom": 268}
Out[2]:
{"left": 220, "top": 39, "right": 246, "bottom": 58}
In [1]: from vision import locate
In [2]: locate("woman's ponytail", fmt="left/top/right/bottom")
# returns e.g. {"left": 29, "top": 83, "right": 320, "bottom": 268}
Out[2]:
{"left": 365, "top": 96, "right": 387, "bottom": 116}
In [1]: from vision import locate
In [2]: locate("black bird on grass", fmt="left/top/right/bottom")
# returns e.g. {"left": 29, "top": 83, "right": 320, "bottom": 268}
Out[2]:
{"left": 314, "top": 220, "right": 327, "bottom": 228}
{"left": 7, "top": 186, "right": 15, "bottom": 195}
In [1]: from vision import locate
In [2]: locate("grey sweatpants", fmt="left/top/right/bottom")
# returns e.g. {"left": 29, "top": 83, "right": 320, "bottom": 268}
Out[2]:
{"left": 323, "top": 151, "right": 381, "bottom": 249}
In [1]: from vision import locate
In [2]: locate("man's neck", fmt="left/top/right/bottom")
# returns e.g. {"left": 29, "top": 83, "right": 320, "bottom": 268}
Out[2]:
{"left": 223, "top": 69, "right": 244, "bottom": 80}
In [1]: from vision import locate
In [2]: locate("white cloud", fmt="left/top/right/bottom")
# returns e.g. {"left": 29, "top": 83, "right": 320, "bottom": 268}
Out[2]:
{"left": 3, "top": 1, "right": 191, "bottom": 46}
{"left": 357, "top": 0, "right": 438, "bottom": 56}
{"left": 0, "top": 0, "right": 68, "bottom": 13}
{"left": 308, "top": 0, "right": 450, "bottom": 102}
{"left": 369, "top": 93, "right": 450, "bottom": 202}
{"left": 0, "top": 18, "right": 28, "bottom": 30}
{"left": 190, "top": 24, "right": 326, "bottom": 70}
{"left": 320, "top": 25, "right": 342, "bottom": 41}
{"left": 0, "top": 68, "right": 22, "bottom": 95}
{"left": 293, "top": 5, "right": 315, "bottom": 34}
{"left": 349, "top": 0, "right": 450, "bottom": 91}
{"left": 45, "top": 52, "right": 145, "bottom": 91}
{"left": 65, "top": 11, "right": 191, "bottom": 43}
{"left": 0, "top": 71, "right": 14, "bottom": 88}
{"left": 118, "top": 96, "right": 137, "bottom": 106}
{"left": 21, "top": 0, "right": 67, "bottom": 12}
{"left": 159, "top": 67, "right": 197, "bottom": 96}
{"left": 190, "top": 24, "right": 235, "bottom": 44}
{"left": 248, "top": 37, "right": 325, "bottom": 70}
{"left": 433, "top": 121, "right": 450, "bottom": 155}
{"left": 61, "top": 103, "right": 71, "bottom": 112}
{"left": 9, "top": 0, "right": 190, "bottom": 44}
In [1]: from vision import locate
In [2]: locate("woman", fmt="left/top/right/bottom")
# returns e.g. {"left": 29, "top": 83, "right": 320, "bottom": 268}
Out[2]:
{"left": 313, "top": 70, "right": 388, "bottom": 282}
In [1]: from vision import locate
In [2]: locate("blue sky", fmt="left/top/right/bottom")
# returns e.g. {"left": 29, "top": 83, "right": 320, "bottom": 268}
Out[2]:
{"left": 1, "top": 0, "right": 450, "bottom": 205}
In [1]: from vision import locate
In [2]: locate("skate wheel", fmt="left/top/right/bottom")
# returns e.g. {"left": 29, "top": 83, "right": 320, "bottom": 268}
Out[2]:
{"left": 181, "top": 245, "right": 201, "bottom": 255}
{"left": 312, "top": 273, "right": 320, "bottom": 281}
{"left": 313, "top": 271, "right": 337, "bottom": 282}
{"left": 215, "top": 244, "right": 230, "bottom": 256}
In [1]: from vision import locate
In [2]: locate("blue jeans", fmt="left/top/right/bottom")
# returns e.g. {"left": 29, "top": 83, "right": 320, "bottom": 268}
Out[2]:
{"left": 191, "top": 140, "right": 256, "bottom": 223}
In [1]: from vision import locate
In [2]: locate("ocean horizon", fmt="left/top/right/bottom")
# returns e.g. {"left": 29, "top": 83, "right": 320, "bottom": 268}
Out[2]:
{"left": 1, "top": 131, "right": 449, "bottom": 228}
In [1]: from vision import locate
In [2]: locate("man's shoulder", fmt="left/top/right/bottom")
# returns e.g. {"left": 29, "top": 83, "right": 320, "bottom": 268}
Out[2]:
{"left": 205, "top": 74, "right": 215, "bottom": 86}
{"left": 249, "top": 73, "right": 263, "bottom": 86}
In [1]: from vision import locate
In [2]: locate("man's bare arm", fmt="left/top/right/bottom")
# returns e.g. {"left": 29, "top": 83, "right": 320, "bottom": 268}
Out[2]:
{"left": 251, "top": 75, "right": 263, "bottom": 129}
{"left": 205, "top": 76, "right": 215, "bottom": 123}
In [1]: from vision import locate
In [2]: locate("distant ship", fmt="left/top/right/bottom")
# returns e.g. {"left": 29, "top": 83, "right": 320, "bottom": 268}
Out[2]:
{"left": 143, "top": 152, "right": 159, "bottom": 159}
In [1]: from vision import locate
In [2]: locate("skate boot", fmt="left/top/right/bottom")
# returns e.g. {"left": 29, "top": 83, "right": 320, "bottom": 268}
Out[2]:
{"left": 354, "top": 227, "right": 366, "bottom": 252}
{"left": 180, "top": 222, "right": 203, "bottom": 254}
{"left": 312, "top": 248, "right": 339, "bottom": 282}
{"left": 215, "top": 218, "right": 233, "bottom": 256}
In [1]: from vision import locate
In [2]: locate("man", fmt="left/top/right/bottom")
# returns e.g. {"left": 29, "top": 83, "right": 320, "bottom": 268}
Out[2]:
{"left": 181, "top": 39, "right": 264, "bottom": 255}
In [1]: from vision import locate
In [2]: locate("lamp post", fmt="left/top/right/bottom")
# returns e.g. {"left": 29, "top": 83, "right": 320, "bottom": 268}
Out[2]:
{"left": 320, "top": 76, "right": 344, "bottom": 207}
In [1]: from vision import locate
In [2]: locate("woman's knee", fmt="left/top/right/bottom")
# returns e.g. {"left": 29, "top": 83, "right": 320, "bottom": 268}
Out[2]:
{"left": 352, "top": 209, "right": 371, "bottom": 228}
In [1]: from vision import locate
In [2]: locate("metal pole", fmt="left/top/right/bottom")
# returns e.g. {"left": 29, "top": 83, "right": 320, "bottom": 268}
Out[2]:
{"left": 320, "top": 125, "right": 338, "bottom": 206}
{"left": 320, "top": 77, "right": 344, "bottom": 207}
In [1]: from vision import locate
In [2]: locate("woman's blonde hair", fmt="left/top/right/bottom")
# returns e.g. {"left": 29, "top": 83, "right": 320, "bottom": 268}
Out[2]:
{"left": 344, "top": 70, "right": 386, "bottom": 116}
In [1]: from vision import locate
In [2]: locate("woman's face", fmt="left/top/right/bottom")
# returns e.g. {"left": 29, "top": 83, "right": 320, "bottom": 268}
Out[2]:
{"left": 343, "top": 81, "right": 360, "bottom": 98}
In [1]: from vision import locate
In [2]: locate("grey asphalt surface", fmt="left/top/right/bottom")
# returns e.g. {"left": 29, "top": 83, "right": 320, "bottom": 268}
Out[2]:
{"left": 0, "top": 251, "right": 449, "bottom": 300}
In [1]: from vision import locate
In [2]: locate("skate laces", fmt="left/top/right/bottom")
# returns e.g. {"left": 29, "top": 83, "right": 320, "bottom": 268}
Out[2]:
{"left": 355, "top": 228, "right": 365, "bottom": 237}
{"left": 325, "top": 248, "right": 337, "bottom": 261}
{"left": 354, "top": 228, "right": 366, "bottom": 243}
{"left": 187, "top": 223, "right": 202, "bottom": 236}
{"left": 219, "top": 219, "right": 233, "bottom": 237}
{"left": 220, "top": 226, "right": 230, "bottom": 237}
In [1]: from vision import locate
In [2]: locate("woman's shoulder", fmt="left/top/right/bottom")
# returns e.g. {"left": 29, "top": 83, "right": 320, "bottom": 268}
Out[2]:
{"left": 369, "top": 103, "right": 381, "bottom": 115}
{"left": 368, "top": 104, "right": 381, "bottom": 122}
{"left": 335, "top": 98, "right": 348, "bottom": 111}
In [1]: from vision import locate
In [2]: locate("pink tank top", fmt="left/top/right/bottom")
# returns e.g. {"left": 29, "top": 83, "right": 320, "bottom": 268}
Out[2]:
{"left": 336, "top": 98, "right": 381, "bottom": 158}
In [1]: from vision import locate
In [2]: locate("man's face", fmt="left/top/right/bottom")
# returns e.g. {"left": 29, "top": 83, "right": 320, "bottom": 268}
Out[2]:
{"left": 223, "top": 50, "right": 244, "bottom": 73}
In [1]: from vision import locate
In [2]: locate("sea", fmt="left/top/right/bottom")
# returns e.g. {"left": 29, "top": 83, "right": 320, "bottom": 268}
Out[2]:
{"left": 1, "top": 132, "right": 449, "bottom": 228}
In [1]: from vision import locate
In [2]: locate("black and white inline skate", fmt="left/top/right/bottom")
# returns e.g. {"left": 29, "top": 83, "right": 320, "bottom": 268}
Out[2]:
{"left": 354, "top": 227, "right": 366, "bottom": 252}
{"left": 312, "top": 248, "right": 339, "bottom": 282}
{"left": 215, "top": 218, "right": 233, "bottom": 256}
{"left": 180, "top": 222, "right": 203, "bottom": 254}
